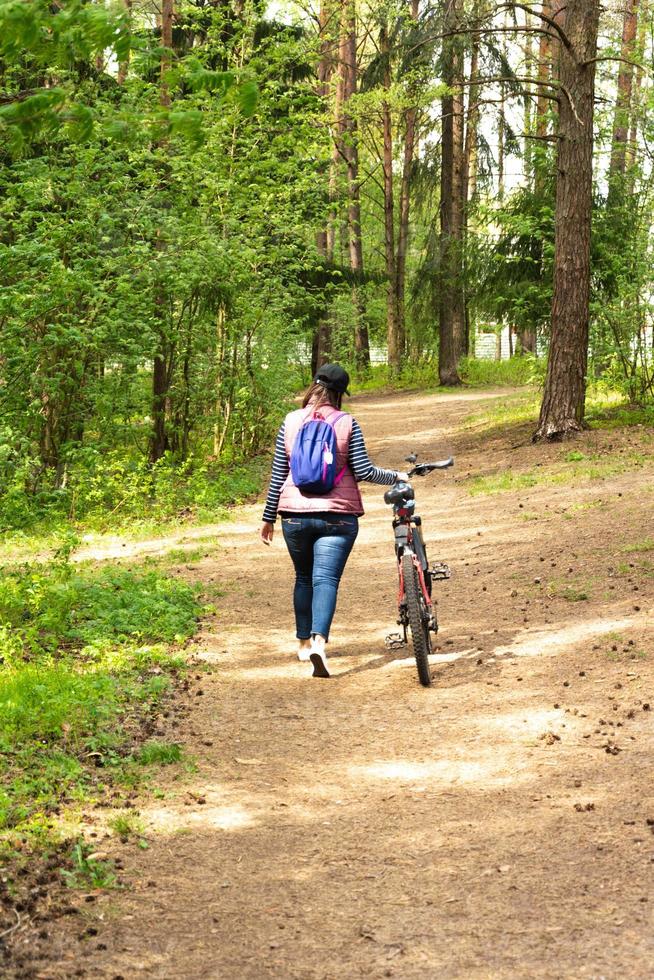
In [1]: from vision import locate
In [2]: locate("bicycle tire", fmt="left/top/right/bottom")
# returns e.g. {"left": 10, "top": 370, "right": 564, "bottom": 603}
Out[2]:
{"left": 401, "top": 552, "right": 432, "bottom": 687}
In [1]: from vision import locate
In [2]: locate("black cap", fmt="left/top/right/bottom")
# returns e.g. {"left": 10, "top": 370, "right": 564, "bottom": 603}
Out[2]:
{"left": 315, "top": 363, "right": 350, "bottom": 395}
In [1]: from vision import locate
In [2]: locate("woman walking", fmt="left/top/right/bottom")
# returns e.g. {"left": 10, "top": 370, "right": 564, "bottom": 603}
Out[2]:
{"left": 260, "top": 364, "right": 407, "bottom": 678}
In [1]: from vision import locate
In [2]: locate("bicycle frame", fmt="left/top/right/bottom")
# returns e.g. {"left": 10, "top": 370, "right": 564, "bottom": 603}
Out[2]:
{"left": 393, "top": 508, "right": 438, "bottom": 643}
{"left": 394, "top": 516, "right": 433, "bottom": 617}
{"left": 384, "top": 454, "right": 453, "bottom": 653}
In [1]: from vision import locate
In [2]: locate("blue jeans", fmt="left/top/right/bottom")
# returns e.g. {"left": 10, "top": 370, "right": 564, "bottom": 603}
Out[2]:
{"left": 281, "top": 513, "right": 359, "bottom": 642}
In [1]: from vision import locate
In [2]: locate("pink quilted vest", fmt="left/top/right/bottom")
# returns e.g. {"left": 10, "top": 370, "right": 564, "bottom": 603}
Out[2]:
{"left": 278, "top": 406, "right": 364, "bottom": 516}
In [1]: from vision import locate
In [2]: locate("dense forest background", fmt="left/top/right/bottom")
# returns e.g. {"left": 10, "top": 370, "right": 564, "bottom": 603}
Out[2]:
{"left": 1, "top": 0, "right": 652, "bottom": 533}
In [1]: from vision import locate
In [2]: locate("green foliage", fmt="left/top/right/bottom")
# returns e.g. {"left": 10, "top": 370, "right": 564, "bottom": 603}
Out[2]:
{"left": 137, "top": 741, "right": 183, "bottom": 766}
{"left": 0, "top": 0, "right": 315, "bottom": 536}
{"left": 471, "top": 185, "right": 555, "bottom": 343}
{"left": 0, "top": 558, "right": 199, "bottom": 841}
{"left": 0, "top": 563, "right": 199, "bottom": 659}
{"left": 109, "top": 811, "right": 146, "bottom": 839}
{"left": 350, "top": 361, "right": 440, "bottom": 393}
{"left": 467, "top": 447, "right": 651, "bottom": 496}
{"left": 459, "top": 355, "right": 543, "bottom": 387}
{"left": 463, "top": 393, "right": 540, "bottom": 432}
{"left": 623, "top": 538, "right": 654, "bottom": 554}
{"left": 61, "top": 840, "right": 118, "bottom": 890}
{"left": 548, "top": 582, "right": 591, "bottom": 603}
{"left": 590, "top": 180, "right": 654, "bottom": 404}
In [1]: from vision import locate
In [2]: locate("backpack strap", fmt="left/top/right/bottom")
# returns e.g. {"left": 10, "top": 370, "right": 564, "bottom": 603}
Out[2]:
{"left": 325, "top": 411, "right": 348, "bottom": 484}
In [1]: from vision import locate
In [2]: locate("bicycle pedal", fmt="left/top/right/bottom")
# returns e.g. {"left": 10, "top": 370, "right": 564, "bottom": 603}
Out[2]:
{"left": 430, "top": 562, "right": 451, "bottom": 580}
{"left": 385, "top": 632, "right": 406, "bottom": 649}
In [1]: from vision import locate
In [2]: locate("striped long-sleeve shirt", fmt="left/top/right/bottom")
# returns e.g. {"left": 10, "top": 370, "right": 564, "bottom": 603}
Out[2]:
{"left": 262, "top": 418, "right": 399, "bottom": 523}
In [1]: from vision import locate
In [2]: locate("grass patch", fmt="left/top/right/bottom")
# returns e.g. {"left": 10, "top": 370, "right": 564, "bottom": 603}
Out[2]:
{"left": 351, "top": 356, "right": 544, "bottom": 396}
{"left": 586, "top": 392, "right": 654, "bottom": 431}
{"left": 0, "top": 453, "right": 270, "bottom": 564}
{"left": 137, "top": 741, "right": 183, "bottom": 766}
{"left": 459, "top": 355, "right": 543, "bottom": 387}
{"left": 462, "top": 392, "right": 540, "bottom": 433}
{"left": 562, "top": 500, "right": 606, "bottom": 520}
{"left": 467, "top": 448, "right": 651, "bottom": 496}
{"left": 623, "top": 538, "right": 654, "bottom": 554}
{"left": 61, "top": 840, "right": 119, "bottom": 890}
{"left": 461, "top": 381, "right": 653, "bottom": 441}
{"left": 0, "top": 558, "right": 200, "bottom": 848}
{"left": 350, "top": 362, "right": 442, "bottom": 394}
{"left": 616, "top": 558, "right": 654, "bottom": 578}
{"left": 547, "top": 580, "right": 591, "bottom": 602}
{"left": 109, "top": 811, "right": 146, "bottom": 840}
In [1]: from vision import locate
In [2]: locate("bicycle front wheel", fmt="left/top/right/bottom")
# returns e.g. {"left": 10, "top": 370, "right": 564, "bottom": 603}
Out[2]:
{"left": 401, "top": 553, "right": 432, "bottom": 687}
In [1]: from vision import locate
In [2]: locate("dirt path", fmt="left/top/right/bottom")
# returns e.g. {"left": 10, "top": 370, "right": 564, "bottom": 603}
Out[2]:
{"left": 36, "top": 388, "right": 654, "bottom": 978}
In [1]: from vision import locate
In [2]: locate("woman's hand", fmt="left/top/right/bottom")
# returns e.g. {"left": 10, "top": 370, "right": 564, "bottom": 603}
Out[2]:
{"left": 260, "top": 521, "right": 274, "bottom": 546}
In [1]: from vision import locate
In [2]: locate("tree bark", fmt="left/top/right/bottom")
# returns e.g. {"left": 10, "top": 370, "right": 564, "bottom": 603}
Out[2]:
{"left": 462, "top": 36, "right": 479, "bottom": 356}
{"left": 341, "top": 0, "right": 370, "bottom": 369}
{"left": 380, "top": 22, "right": 403, "bottom": 374}
{"left": 150, "top": 0, "right": 174, "bottom": 464}
{"left": 608, "top": 0, "right": 639, "bottom": 195}
{"left": 462, "top": 39, "right": 479, "bottom": 205}
{"left": 625, "top": 1, "right": 648, "bottom": 181}
{"left": 395, "top": 0, "right": 420, "bottom": 365}
{"left": 312, "top": 0, "right": 336, "bottom": 374}
{"left": 533, "top": 0, "right": 557, "bottom": 195}
{"left": 438, "top": 0, "right": 464, "bottom": 385}
{"left": 534, "top": 0, "right": 600, "bottom": 441}
{"left": 117, "top": 0, "right": 133, "bottom": 84}
{"left": 523, "top": 11, "right": 534, "bottom": 182}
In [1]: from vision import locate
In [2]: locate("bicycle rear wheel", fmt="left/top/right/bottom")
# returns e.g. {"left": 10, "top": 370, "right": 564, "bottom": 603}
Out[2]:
{"left": 401, "top": 553, "right": 432, "bottom": 687}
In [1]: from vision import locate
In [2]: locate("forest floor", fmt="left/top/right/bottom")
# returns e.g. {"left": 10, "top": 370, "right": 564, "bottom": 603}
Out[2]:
{"left": 13, "top": 386, "right": 654, "bottom": 979}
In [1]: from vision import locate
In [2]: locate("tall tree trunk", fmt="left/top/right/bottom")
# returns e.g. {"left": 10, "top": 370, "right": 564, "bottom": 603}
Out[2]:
{"left": 327, "top": 2, "right": 345, "bottom": 260}
{"left": 117, "top": 0, "right": 133, "bottom": 84}
{"left": 438, "top": 0, "right": 464, "bottom": 385}
{"left": 625, "top": 1, "right": 648, "bottom": 181}
{"left": 534, "top": 0, "right": 555, "bottom": 194}
{"left": 463, "top": 39, "right": 479, "bottom": 204}
{"left": 462, "top": 37, "right": 479, "bottom": 355}
{"left": 381, "top": 23, "right": 402, "bottom": 374}
{"left": 312, "top": 0, "right": 336, "bottom": 374}
{"left": 518, "top": 10, "right": 537, "bottom": 355}
{"left": 341, "top": 0, "right": 370, "bottom": 369}
{"left": 534, "top": 0, "right": 600, "bottom": 441}
{"left": 395, "top": 0, "right": 420, "bottom": 364}
{"left": 523, "top": 12, "right": 534, "bottom": 182}
{"left": 498, "top": 86, "right": 506, "bottom": 200}
{"left": 608, "top": 0, "right": 639, "bottom": 198}
{"left": 150, "top": 0, "right": 174, "bottom": 464}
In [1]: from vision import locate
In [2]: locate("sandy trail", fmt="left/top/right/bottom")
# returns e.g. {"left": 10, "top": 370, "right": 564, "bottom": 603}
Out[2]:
{"left": 36, "top": 388, "right": 654, "bottom": 978}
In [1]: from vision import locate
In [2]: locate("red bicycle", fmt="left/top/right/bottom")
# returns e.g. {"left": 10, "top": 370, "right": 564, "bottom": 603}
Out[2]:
{"left": 384, "top": 453, "right": 453, "bottom": 686}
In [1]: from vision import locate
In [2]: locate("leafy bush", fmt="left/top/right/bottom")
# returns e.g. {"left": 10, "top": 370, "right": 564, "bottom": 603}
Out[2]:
{"left": 350, "top": 361, "right": 440, "bottom": 393}
{"left": 0, "top": 560, "right": 200, "bottom": 840}
{"left": 459, "top": 355, "right": 543, "bottom": 387}
{"left": 0, "top": 563, "right": 199, "bottom": 661}
{"left": 0, "top": 447, "right": 271, "bottom": 537}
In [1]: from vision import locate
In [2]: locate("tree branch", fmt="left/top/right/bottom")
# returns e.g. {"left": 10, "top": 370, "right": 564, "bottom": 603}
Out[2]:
{"left": 582, "top": 54, "right": 648, "bottom": 70}
{"left": 493, "top": 3, "right": 572, "bottom": 49}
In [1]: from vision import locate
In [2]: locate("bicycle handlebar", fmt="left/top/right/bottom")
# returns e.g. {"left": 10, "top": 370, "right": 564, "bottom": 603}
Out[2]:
{"left": 407, "top": 457, "right": 454, "bottom": 478}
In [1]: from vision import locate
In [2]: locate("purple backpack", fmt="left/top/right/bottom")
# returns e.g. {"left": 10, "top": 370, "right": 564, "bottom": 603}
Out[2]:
{"left": 290, "top": 410, "right": 347, "bottom": 495}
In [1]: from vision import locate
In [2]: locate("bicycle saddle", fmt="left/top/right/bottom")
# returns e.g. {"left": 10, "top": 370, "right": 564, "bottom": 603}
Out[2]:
{"left": 384, "top": 482, "right": 414, "bottom": 505}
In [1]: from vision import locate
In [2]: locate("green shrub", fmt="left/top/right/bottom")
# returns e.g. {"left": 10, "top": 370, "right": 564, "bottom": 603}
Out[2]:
{"left": 0, "top": 563, "right": 199, "bottom": 661}
{"left": 0, "top": 560, "right": 200, "bottom": 842}
{"left": 137, "top": 741, "right": 183, "bottom": 766}
{"left": 459, "top": 355, "right": 544, "bottom": 387}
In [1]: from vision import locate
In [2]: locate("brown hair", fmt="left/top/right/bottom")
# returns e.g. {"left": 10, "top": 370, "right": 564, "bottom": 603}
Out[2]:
{"left": 301, "top": 381, "right": 343, "bottom": 411}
